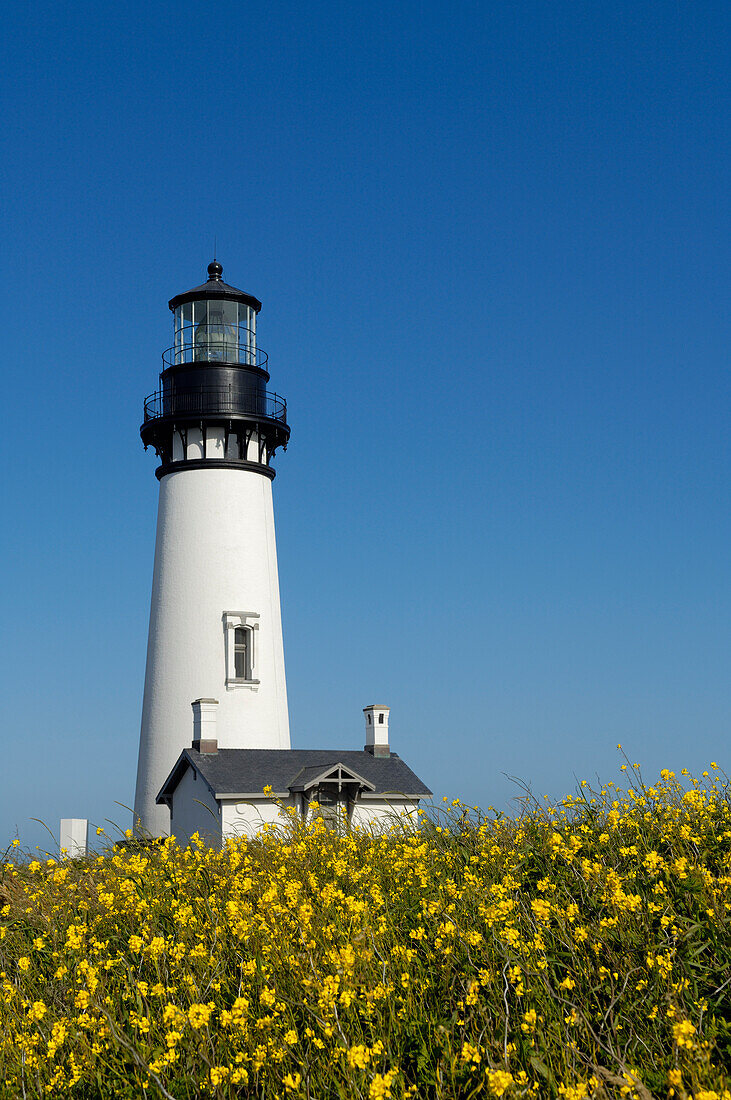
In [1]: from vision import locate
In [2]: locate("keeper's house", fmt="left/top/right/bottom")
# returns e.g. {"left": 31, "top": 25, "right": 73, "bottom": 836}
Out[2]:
{"left": 156, "top": 702, "right": 432, "bottom": 845}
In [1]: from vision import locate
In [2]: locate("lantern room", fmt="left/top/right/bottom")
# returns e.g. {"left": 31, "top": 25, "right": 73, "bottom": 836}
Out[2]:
{"left": 140, "top": 261, "right": 289, "bottom": 478}
{"left": 168, "top": 260, "right": 262, "bottom": 367}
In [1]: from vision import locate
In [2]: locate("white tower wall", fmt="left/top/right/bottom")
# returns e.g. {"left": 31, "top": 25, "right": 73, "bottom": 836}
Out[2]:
{"left": 134, "top": 465, "right": 290, "bottom": 836}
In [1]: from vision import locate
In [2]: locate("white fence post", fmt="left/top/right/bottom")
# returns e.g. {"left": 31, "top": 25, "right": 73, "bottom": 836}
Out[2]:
{"left": 59, "top": 819, "right": 88, "bottom": 859}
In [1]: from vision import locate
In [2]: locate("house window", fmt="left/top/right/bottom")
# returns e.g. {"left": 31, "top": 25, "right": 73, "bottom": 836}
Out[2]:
{"left": 223, "top": 611, "right": 260, "bottom": 689}
{"left": 234, "top": 627, "right": 249, "bottom": 679}
{"left": 378, "top": 713, "right": 384, "bottom": 724}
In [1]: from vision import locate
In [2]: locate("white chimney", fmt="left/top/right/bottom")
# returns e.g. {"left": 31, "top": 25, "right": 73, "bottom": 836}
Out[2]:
{"left": 363, "top": 704, "right": 390, "bottom": 758}
{"left": 192, "top": 698, "right": 219, "bottom": 753}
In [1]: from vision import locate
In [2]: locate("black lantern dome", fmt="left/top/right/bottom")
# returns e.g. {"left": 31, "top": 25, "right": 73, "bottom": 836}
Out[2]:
{"left": 141, "top": 263, "right": 289, "bottom": 479}
{"left": 168, "top": 261, "right": 262, "bottom": 313}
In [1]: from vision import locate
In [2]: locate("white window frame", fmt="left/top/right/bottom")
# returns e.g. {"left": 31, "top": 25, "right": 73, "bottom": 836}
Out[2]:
{"left": 223, "top": 611, "right": 260, "bottom": 689}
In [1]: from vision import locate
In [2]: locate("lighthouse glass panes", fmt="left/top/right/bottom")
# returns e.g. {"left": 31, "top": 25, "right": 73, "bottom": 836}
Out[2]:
{"left": 173, "top": 301, "right": 257, "bottom": 365}
{"left": 194, "top": 300, "right": 235, "bottom": 363}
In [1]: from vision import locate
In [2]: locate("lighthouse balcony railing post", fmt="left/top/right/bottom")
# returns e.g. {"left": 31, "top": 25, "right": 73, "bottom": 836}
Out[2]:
{"left": 143, "top": 387, "right": 287, "bottom": 425}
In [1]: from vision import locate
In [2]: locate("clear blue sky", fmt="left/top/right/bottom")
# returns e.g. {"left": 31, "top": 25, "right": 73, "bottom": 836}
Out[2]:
{"left": 2, "top": 1, "right": 729, "bottom": 849}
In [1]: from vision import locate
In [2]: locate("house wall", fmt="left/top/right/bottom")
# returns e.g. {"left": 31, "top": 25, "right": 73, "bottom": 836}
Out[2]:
{"left": 222, "top": 797, "right": 298, "bottom": 840}
{"left": 301, "top": 797, "right": 421, "bottom": 831}
{"left": 350, "top": 799, "right": 420, "bottom": 830}
{"left": 169, "top": 765, "right": 222, "bottom": 847}
{"left": 171, "top": 790, "right": 423, "bottom": 847}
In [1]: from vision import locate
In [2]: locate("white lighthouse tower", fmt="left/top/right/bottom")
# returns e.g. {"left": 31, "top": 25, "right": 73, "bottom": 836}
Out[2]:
{"left": 134, "top": 262, "right": 291, "bottom": 836}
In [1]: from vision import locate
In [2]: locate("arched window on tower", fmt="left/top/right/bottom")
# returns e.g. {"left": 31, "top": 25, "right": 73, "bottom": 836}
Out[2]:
{"left": 223, "top": 611, "right": 260, "bottom": 687}
{"left": 234, "top": 627, "right": 249, "bottom": 680}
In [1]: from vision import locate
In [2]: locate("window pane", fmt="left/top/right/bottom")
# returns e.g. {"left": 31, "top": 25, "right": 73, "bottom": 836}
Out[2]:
{"left": 204, "top": 300, "right": 237, "bottom": 362}
{"left": 234, "top": 627, "right": 248, "bottom": 679}
{"left": 182, "top": 303, "right": 193, "bottom": 361}
{"left": 194, "top": 300, "right": 209, "bottom": 360}
{"left": 174, "top": 308, "right": 182, "bottom": 363}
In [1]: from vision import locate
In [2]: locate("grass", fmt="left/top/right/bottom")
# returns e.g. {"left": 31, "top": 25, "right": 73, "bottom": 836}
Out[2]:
{"left": 1, "top": 761, "right": 731, "bottom": 1098}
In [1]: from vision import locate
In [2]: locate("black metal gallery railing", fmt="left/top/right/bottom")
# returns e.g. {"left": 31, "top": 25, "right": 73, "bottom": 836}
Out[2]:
{"left": 143, "top": 386, "right": 287, "bottom": 424}
{"left": 162, "top": 326, "right": 268, "bottom": 369}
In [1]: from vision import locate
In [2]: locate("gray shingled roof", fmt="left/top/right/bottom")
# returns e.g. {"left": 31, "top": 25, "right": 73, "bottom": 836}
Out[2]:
{"left": 157, "top": 748, "right": 432, "bottom": 804}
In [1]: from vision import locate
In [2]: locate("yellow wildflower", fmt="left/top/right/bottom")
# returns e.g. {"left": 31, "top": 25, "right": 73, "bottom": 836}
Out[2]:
{"left": 486, "top": 1069, "right": 514, "bottom": 1096}
{"left": 188, "top": 1003, "right": 214, "bottom": 1029}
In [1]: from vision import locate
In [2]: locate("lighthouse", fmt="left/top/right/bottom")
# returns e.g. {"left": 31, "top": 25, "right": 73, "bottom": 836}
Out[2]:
{"left": 134, "top": 262, "right": 291, "bottom": 836}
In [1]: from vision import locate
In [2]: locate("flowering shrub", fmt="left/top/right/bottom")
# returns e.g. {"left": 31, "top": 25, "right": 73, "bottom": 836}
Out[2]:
{"left": 2, "top": 763, "right": 731, "bottom": 1097}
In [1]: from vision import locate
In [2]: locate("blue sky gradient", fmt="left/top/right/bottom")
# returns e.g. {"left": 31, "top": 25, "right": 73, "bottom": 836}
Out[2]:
{"left": 1, "top": 0, "right": 729, "bottom": 848}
